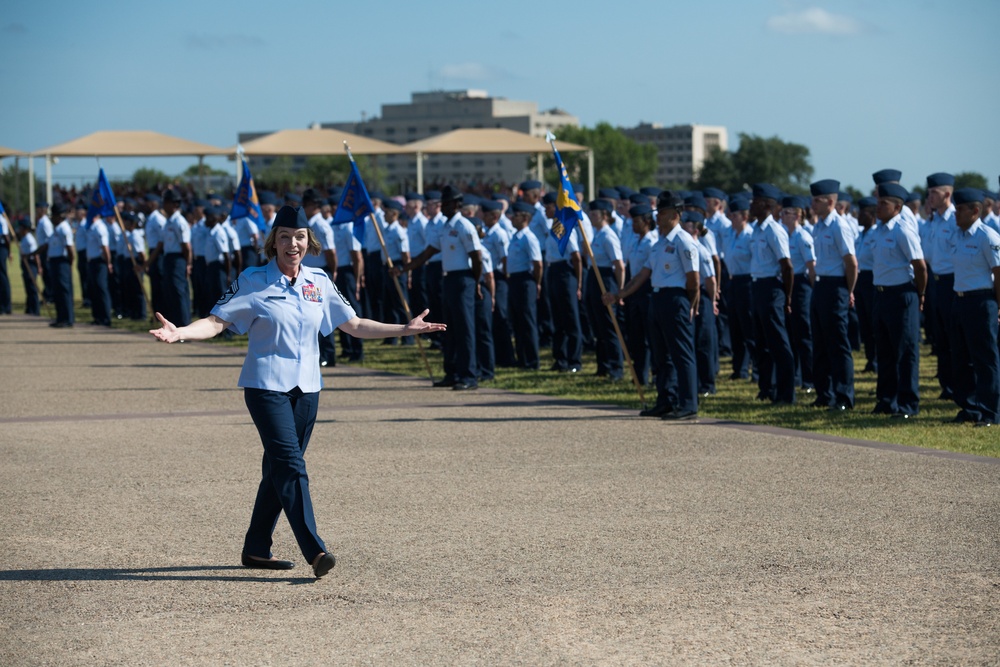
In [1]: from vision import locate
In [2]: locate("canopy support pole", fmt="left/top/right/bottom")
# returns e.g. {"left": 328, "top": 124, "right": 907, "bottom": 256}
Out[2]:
{"left": 416, "top": 151, "right": 423, "bottom": 194}
{"left": 28, "top": 156, "right": 35, "bottom": 223}
{"left": 588, "top": 150, "right": 595, "bottom": 202}
{"left": 45, "top": 155, "right": 53, "bottom": 208}
{"left": 536, "top": 152, "right": 544, "bottom": 183}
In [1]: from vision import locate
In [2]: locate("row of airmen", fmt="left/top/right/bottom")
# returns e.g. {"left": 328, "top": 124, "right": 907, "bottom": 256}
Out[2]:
{"left": 4, "top": 172, "right": 998, "bottom": 425}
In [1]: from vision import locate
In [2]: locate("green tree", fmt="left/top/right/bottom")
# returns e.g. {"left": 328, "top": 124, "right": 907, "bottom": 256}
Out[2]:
{"left": 0, "top": 161, "right": 44, "bottom": 217}
{"left": 181, "top": 163, "right": 229, "bottom": 177}
{"left": 954, "top": 171, "right": 988, "bottom": 190}
{"left": 541, "top": 122, "right": 657, "bottom": 191}
{"left": 131, "top": 167, "right": 172, "bottom": 191}
{"left": 843, "top": 185, "right": 865, "bottom": 203}
{"left": 255, "top": 157, "right": 296, "bottom": 192}
{"left": 693, "top": 133, "right": 813, "bottom": 194}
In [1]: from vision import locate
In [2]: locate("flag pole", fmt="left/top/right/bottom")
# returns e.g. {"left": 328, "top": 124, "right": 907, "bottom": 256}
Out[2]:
{"left": 344, "top": 142, "right": 435, "bottom": 382}
{"left": 21, "top": 250, "right": 52, "bottom": 320}
{"left": 547, "top": 135, "right": 647, "bottom": 409}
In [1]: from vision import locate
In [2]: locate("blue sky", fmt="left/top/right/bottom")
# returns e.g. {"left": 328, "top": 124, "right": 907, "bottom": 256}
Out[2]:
{"left": 1, "top": 0, "right": 997, "bottom": 194}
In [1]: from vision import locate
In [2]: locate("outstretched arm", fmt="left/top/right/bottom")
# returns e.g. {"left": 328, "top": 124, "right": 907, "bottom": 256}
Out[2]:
{"left": 149, "top": 313, "right": 229, "bottom": 343}
{"left": 338, "top": 309, "right": 445, "bottom": 339}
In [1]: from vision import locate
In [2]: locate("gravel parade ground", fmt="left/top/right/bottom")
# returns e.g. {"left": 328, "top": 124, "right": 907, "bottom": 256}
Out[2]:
{"left": 1, "top": 315, "right": 997, "bottom": 665}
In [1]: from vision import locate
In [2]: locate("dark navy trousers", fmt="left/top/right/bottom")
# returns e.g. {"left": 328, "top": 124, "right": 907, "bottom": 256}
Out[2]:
{"left": 162, "top": 253, "right": 190, "bottom": 326}
{"left": 587, "top": 267, "right": 623, "bottom": 379}
{"left": 425, "top": 261, "right": 444, "bottom": 346}
{"left": 931, "top": 274, "right": 955, "bottom": 396}
{"left": 442, "top": 270, "right": 477, "bottom": 384}
{"left": 751, "top": 278, "right": 795, "bottom": 403}
{"left": 21, "top": 257, "right": 40, "bottom": 315}
{"left": 335, "top": 268, "right": 363, "bottom": 360}
{"left": 508, "top": 272, "right": 540, "bottom": 369}
{"left": 49, "top": 256, "right": 75, "bottom": 324}
{"left": 87, "top": 258, "right": 111, "bottom": 325}
{"left": 695, "top": 291, "right": 717, "bottom": 394}
{"left": 855, "top": 270, "right": 877, "bottom": 369}
{"left": 475, "top": 278, "right": 494, "bottom": 380}
{"left": 788, "top": 275, "right": 813, "bottom": 389}
{"left": 492, "top": 275, "right": 516, "bottom": 367}
{"left": 811, "top": 277, "right": 854, "bottom": 407}
{"left": 0, "top": 244, "right": 12, "bottom": 314}
{"left": 727, "top": 275, "right": 755, "bottom": 380}
{"left": 243, "top": 387, "right": 326, "bottom": 563}
{"left": 648, "top": 288, "right": 698, "bottom": 414}
{"left": 873, "top": 283, "right": 921, "bottom": 416}
{"left": 547, "top": 262, "right": 582, "bottom": 370}
{"left": 624, "top": 284, "right": 652, "bottom": 385}
{"left": 951, "top": 290, "right": 999, "bottom": 423}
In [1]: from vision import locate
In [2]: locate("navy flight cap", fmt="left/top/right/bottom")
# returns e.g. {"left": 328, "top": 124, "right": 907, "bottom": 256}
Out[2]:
{"left": 858, "top": 196, "right": 878, "bottom": 208}
{"left": 589, "top": 200, "right": 613, "bottom": 212}
{"left": 809, "top": 179, "right": 840, "bottom": 196}
{"left": 877, "top": 183, "right": 909, "bottom": 201}
{"left": 702, "top": 187, "right": 727, "bottom": 201}
{"left": 872, "top": 169, "right": 902, "bottom": 184}
{"left": 656, "top": 190, "right": 685, "bottom": 210}
{"left": 383, "top": 199, "right": 404, "bottom": 212}
{"left": 953, "top": 188, "right": 984, "bottom": 205}
{"left": 728, "top": 196, "right": 750, "bottom": 212}
{"left": 273, "top": 205, "right": 309, "bottom": 229}
{"left": 752, "top": 183, "right": 781, "bottom": 201}
{"left": 480, "top": 200, "right": 502, "bottom": 212}
{"left": 781, "top": 195, "right": 807, "bottom": 210}
{"left": 519, "top": 180, "right": 542, "bottom": 191}
{"left": 511, "top": 201, "right": 535, "bottom": 215}
{"left": 424, "top": 190, "right": 442, "bottom": 202}
{"left": 926, "top": 172, "right": 955, "bottom": 188}
{"left": 630, "top": 204, "right": 653, "bottom": 218}
{"left": 598, "top": 187, "right": 620, "bottom": 199}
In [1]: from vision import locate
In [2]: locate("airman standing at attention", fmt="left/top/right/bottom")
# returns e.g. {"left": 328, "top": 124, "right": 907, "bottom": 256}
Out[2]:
{"left": 46, "top": 202, "right": 76, "bottom": 328}
{"left": 780, "top": 196, "right": 816, "bottom": 393}
{"left": 505, "top": 201, "right": 543, "bottom": 370}
{"left": 587, "top": 199, "right": 625, "bottom": 381}
{"left": 924, "top": 172, "right": 957, "bottom": 400}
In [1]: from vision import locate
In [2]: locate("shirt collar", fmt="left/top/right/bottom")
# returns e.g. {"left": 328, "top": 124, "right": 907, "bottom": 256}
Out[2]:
{"left": 265, "top": 259, "right": 312, "bottom": 287}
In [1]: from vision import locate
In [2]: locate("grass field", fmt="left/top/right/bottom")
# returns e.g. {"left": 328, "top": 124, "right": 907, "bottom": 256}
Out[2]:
{"left": 6, "top": 247, "right": 996, "bottom": 458}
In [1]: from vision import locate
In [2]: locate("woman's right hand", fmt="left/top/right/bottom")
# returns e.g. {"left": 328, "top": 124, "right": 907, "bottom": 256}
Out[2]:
{"left": 149, "top": 312, "right": 181, "bottom": 343}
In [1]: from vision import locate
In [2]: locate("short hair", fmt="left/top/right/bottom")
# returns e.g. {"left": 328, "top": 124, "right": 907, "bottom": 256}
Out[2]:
{"left": 262, "top": 225, "right": 322, "bottom": 260}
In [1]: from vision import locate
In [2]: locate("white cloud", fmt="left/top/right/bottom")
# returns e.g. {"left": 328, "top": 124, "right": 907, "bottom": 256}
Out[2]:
{"left": 437, "top": 62, "right": 506, "bottom": 82}
{"left": 765, "top": 7, "right": 867, "bottom": 35}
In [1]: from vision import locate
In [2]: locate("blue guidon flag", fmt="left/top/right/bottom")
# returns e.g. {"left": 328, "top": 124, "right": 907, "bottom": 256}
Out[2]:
{"left": 230, "top": 157, "right": 263, "bottom": 225}
{"left": 332, "top": 159, "right": 376, "bottom": 245}
{"left": 87, "top": 168, "right": 118, "bottom": 223}
{"left": 547, "top": 132, "right": 582, "bottom": 256}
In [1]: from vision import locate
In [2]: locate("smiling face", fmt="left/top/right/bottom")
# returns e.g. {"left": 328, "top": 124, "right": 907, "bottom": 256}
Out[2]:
{"left": 274, "top": 227, "right": 310, "bottom": 275}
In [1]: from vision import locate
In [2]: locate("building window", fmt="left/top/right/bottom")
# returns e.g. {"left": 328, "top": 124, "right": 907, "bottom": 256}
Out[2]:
{"left": 429, "top": 126, "right": 439, "bottom": 133}
{"left": 364, "top": 129, "right": 373, "bottom": 136}
{"left": 385, "top": 127, "right": 395, "bottom": 135}
{"left": 408, "top": 127, "right": 417, "bottom": 134}
{"left": 474, "top": 159, "right": 484, "bottom": 167}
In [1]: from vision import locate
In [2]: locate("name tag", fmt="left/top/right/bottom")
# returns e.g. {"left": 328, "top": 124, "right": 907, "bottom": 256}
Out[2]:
{"left": 266, "top": 295, "right": 286, "bottom": 300}
{"left": 301, "top": 284, "right": 323, "bottom": 302}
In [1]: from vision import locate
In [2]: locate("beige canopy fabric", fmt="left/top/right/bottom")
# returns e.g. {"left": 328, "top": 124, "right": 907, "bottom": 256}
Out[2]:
{"left": 0, "top": 145, "right": 27, "bottom": 157}
{"left": 401, "top": 128, "right": 587, "bottom": 154}
{"left": 33, "top": 130, "right": 230, "bottom": 157}
{"left": 237, "top": 128, "right": 400, "bottom": 156}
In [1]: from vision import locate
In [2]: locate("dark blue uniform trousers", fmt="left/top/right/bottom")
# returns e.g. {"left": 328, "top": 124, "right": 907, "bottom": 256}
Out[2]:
{"left": 751, "top": 278, "right": 795, "bottom": 403}
{"left": 547, "top": 262, "right": 582, "bottom": 370}
{"left": 425, "top": 261, "right": 444, "bottom": 346}
{"left": 49, "top": 256, "right": 75, "bottom": 324}
{"left": 335, "top": 268, "right": 363, "bottom": 360}
{"left": 788, "top": 275, "right": 813, "bottom": 389}
{"left": 695, "top": 291, "right": 717, "bottom": 394}
{"left": 509, "top": 272, "right": 540, "bottom": 369}
{"left": 491, "top": 275, "right": 516, "bottom": 367}
{"left": 382, "top": 264, "right": 411, "bottom": 345}
{"left": 873, "top": 283, "right": 921, "bottom": 416}
{"left": 727, "top": 275, "right": 756, "bottom": 380}
{"left": 87, "top": 258, "right": 111, "bottom": 325}
{"left": 162, "top": 253, "right": 191, "bottom": 326}
{"left": 648, "top": 288, "right": 698, "bottom": 414}
{"left": 811, "top": 277, "right": 854, "bottom": 407}
{"left": 442, "top": 270, "right": 477, "bottom": 384}
{"left": 243, "top": 387, "right": 326, "bottom": 563}
{"left": 587, "top": 267, "right": 623, "bottom": 379}
{"left": 855, "top": 270, "right": 877, "bottom": 369}
{"left": 0, "top": 244, "right": 11, "bottom": 314}
{"left": 624, "top": 284, "right": 652, "bottom": 385}
{"left": 362, "top": 250, "right": 384, "bottom": 323}
{"left": 931, "top": 274, "right": 955, "bottom": 397}
{"left": 21, "top": 257, "right": 40, "bottom": 315}
{"left": 951, "top": 290, "right": 1000, "bottom": 424}
{"left": 475, "top": 278, "right": 495, "bottom": 380}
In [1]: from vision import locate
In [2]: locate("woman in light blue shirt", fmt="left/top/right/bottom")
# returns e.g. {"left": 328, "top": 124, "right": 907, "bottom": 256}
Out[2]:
{"left": 150, "top": 206, "right": 445, "bottom": 578}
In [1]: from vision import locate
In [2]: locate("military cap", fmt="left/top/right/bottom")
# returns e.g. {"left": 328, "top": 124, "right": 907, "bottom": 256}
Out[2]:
{"left": 17, "top": 218, "right": 32, "bottom": 229}
{"left": 904, "top": 191, "right": 921, "bottom": 204}
{"left": 926, "top": 173, "right": 955, "bottom": 188}
{"left": 327, "top": 186, "right": 343, "bottom": 198}
{"left": 162, "top": 189, "right": 182, "bottom": 203}
{"left": 684, "top": 192, "right": 707, "bottom": 211}
{"left": 628, "top": 193, "right": 648, "bottom": 205}
{"left": 858, "top": 196, "right": 878, "bottom": 208}
{"left": 258, "top": 191, "right": 278, "bottom": 206}
{"left": 872, "top": 169, "right": 902, "bottom": 184}
{"left": 639, "top": 186, "right": 662, "bottom": 197}
{"left": 121, "top": 211, "right": 138, "bottom": 223}
{"left": 630, "top": 204, "right": 653, "bottom": 218}
{"left": 381, "top": 199, "right": 402, "bottom": 212}
{"left": 404, "top": 191, "right": 424, "bottom": 202}
{"left": 877, "top": 183, "right": 908, "bottom": 201}
{"left": 480, "top": 200, "right": 502, "bottom": 212}
{"left": 424, "top": 190, "right": 442, "bottom": 202}
{"left": 782, "top": 195, "right": 807, "bottom": 210}
{"left": 519, "top": 180, "right": 542, "bottom": 191}
{"left": 491, "top": 193, "right": 510, "bottom": 202}
{"left": 462, "top": 194, "right": 482, "bottom": 207}
{"left": 656, "top": 190, "right": 685, "bottom": 210}
{"left": 50, "top": 202, "right": 67, "bottom": 215}
{"left": 589, "top": 200, "right": 613, "bottom": 212}
{"left": 752, "top": 183, "right": 781, "bottom": 201}
{"left": 728, "top": 196, "right": 750, "bottom": 212}
{"left": 702, "top": 187, "right": 727, "bottom": 201}
{"left": 143, "top": 193, "right": 161, "bottom": 203}
{"left": 598, "top": 187, "right": 620, "bottom": 199}
{"left": 953, "top": 188, "right": 984, "bottom": 205}
{"left": 301, "top": 188, "right": 323, "bottom": 205}
{"left": 511, "top": 201, "right": 536, "bottom": 215}
{"left": 35, "top": 200, "right": 48, "bottom": 208}
{"left": 441, "top": 185, "right": 463, "bottom": 203}
{"left": 809, "top": 179, "right": 840, "bottom": 196}
{"left": 284, "top": 193, "right": 302, "bottom": 204}
{"left": 615, "top": 186, "right": 635, "bottom": 198}
{"left": 542, "top": 192, "right": 558, "bottom": 205}
{"left": 273, "top": 205, "right": 309, "bottom": 229}
{"left": 838, "top": 191, "right": 853, "bottom": 203}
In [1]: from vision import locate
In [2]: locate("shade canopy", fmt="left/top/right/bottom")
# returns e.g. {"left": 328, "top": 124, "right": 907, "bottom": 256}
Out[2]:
{"left": 401, "top": 128, "right": 588, "bottom": 154}
{"left": 33, "top": 130, "right": 230, "bottom": 157}
{"left": 237, "top": 128, "right": 400, "bottom": 156}
{"left": 0, "top": 145, "right": 27, "bottom": 157}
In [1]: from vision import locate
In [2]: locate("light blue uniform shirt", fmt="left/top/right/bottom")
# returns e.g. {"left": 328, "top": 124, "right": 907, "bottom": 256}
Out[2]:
{"left": 951, "top": 220, "right": 1000, "bottom": 292}
{"left": 591, "top": 226, "right": 622, "bottom": 268}
{"left": 162, "top": 212, "right": 190, "bottom": 254}
{"left": 480, "top": 244, "right": 493, "bottom": 276}
{"left": 363, "top": 211, "right": 386, "bottom": 253}
{"left": 407, "top": 212, "right": 429, "bottom": 257}
{"left": 107, "top": 220, "right": 122, "bottom": 254}
{"left": 872, "top": 216, "right": 923, "bottom": 287}
{"left": 127, "top": 228, "right": 146, "bottom": 257}
{"left": 332, "top": 221, "right": 361, "bottom": 267}
{"left": 48, "top": 220, "right": 74, "bottom": 258}
{"left": 723, "top": 226, "right": 754, "bottom": 277}
{"left": 145, "top": 210, "right": 166, "bottom": 250}
{"left": 787, "top": 226, "right": 816, "bottom": 276}
{"left": 20, "top": 231, "right": 38, "bottom": 256}
{"left": 425, "top": 212, "right": 445, "bottom": 263}
{"left": 74, "top": 221, "right": 89, "bottom": 253}
{"left": 856, "top": 226, "right": 877, "bottom": 271}
{"left": 481, "top": 224, "right": 509, "bottom": 274}
{"left": 529, "top": 206, "right": 550, "bottom": 252}
{"left": 699, "top": 228, "right": 718, "bottom": 258}
{"left": 544, "top": 226, "right": 579, "bottom": 262}
{"left": 899, "top": 205, "right": 920, "bottom": 237}
{"left": 86, "top": 218, "right": 110, "bottom": 257}
{"left": 222, "top": 220, "right": 240, "bottom": 257}
{"left": 750, "top": 216, "right": 790, "bottom": 280}
{"left": 627, "top": 232, "right": 654, "bottom": 277}
{"left": 927, "top": 205, "right": 957, "bottom": 274}
{"left": 35, "top": 215, "right": 53, "bottom": 247}
{"left": 499, "top": 213, "right": 515, "bottom": 237}
{"left": 705, "top": 211, "right": 732, "bottom": 247}
{"left": 211, "top": 261, "right": 356, "bottom": 393}
{"left": 696, "top": 239, "right": 715, "bottom": 287}
{"left": 506, "top": 228, "right": 542, "bottom": 274}
{"left": 190, "top": 219, "right": 209, "bottom": 259}
{"left": 982, "top": 211, "right": 1000, "bottom": 236}
{"left": 812, "top": 212, "right": 855, "bottom": 277}
{"left": 234, "top": 217, "right": 259, "bottom": 248}
{"left": 439, "top": 214, "right": 482, "bottom": 272}
{"left": 207, "top": 225, "right": 230, "bottom": 263}
{"left": 381, "top": 221, "right": 409, "bottom": 263}
{"left": 303, "top": 213, "right": 334, "bottom": 269}
{"left": 610, "top": 212, "right": 625, "bottom": 238}
{"left": 644, "top": 225, "right": 699, "bottom": 288}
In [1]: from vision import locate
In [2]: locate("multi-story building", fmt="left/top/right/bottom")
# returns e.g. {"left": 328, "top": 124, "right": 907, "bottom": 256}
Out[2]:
{"left": 238, "top": 90, "right": 578, "bottom": 190}
{"left": 621, "top": 123, "right": 728, "bottom": 186}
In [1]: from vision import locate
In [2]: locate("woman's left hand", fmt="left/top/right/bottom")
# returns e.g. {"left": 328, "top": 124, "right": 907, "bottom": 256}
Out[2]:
{"left": 405, "top": 309, "right": 446, "bottom": 335}
{"left": 149, "top": 312, "right": 182, "bottom": 343}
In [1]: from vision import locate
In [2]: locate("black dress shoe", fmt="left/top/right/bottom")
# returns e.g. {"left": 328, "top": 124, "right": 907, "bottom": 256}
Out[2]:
{"left": 639, "top": 405, "right": 671, "bottom": 417}
{"left": 810, "top": 399, "right": 830, "bottom": 408}
{"left": 312, "top": 552, "right": 336, "bottom": 578}
{"left": 241, "top": 553, "right": 295, "bottom": 570}
{"left": 452, "top": 381, "right": 478, "bottom": 390}
{"left": 432, "top": 378, "right": 456, "bottom": 388}
{"left": 974, "top": 421, "right": 994, "bottom": 428}
{"left": 661, "top": 410, "right": 698, "bottom": 421}
{"left": 828, "top": 403, "right": 850, "bottom": 412}
{"left": 951, "top": 410, "right": 974, "bottom": 424}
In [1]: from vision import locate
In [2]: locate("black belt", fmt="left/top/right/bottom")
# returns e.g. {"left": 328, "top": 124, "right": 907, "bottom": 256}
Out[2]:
{"left": 933, "top": 273, "right": 954, "bottom": 282}
{"left": 956, "top": 288, "right": 993, "bottom": 297}
{"left": 445, "top": 269, "right": 472, "bottom": 277}
{"left": 652, "top": 286, "right": 686, "bottom": 294}
{"left": 814, "top": 275, "right": 847, "bottom": 285}
{"left": 730, "top": 274, "right": 751, "bottom": 283}
{"left": 875, "top": 283, "right": 915, "bottom": 293}
{"left": 508, "top": 271, "right": 531, "bottom": 278}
